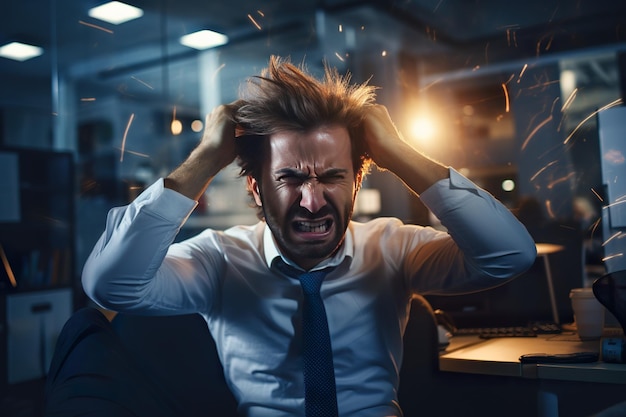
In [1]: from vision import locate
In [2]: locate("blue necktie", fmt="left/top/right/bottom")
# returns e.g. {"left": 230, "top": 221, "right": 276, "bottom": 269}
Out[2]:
{"left": 296, "top": 269, "right": 339, "bottom": 416}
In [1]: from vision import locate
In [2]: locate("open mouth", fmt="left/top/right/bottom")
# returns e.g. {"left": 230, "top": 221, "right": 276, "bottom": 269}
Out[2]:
{"left": 294, "top": 219, "right": 332, "bottom": 233}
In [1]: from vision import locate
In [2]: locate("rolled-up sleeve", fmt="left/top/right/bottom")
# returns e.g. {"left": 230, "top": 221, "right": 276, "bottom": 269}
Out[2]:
{"left": 419, "top": 168, "right": 536, "bottom": 288}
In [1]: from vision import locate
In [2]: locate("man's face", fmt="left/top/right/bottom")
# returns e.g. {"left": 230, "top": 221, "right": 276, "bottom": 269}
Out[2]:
{"left": 248, "top": 125, "right": 358, "bottom": 270}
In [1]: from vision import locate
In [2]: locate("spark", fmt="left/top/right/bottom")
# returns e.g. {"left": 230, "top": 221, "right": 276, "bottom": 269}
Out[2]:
{"left": 501, "top": 83, "right": 510, "bottom": 113}
{"left": 527, "top": 79, "right": 559, "bottom": 90}
{"left": 131, "top": 76, "right": 154, "bottom": 90}
{"left": 433, "top": 0, "right": 444, "bottom": 12}
{"left": 116, "top": 149, "right": 149, "bottom": 158}
{"left": 79, "top": 20, "right": 113, "bottom": 34}
{"left": 257, "top": 10, "right": 264, "bottom": 17}
{"left": 560, "top": 88, "right": 578, "bottom": 112}
{"left": 247, "top": 14, "right": 262, "bottom": 30}
{"left": 530, "top": 160, "right": 557, "bottom": 181}
{"left": 521, "top": 115, "right": 553, "bottom": 150}
{"left": 0, "top": 244, "right": 17, "bottom": 288}
{"left": 545, "top": 200, "right": 555, "bottom": 219}
{"left": 81, "top": 97, "right": 96, "bottom": 101}
{"left": 590, "top": 217, "right": 601, "bottom": 237}
{"left": 546, "top": 172, "right": 575, "bottom": 189}
{"left": 120, "top": 113, "right": 135, "bottom": 162}
{"left": 564, "top": 98, "right": 623, "bottom": 144}
{"left": 211, "top": 63, "right": 226, "bottom": 82}
{"left": 604, "top": 199, "right": 626, "bottom": 210}
{"left": 381, "top": 50, "right": 387, "bottom": 57}
{"left": 339, "top": 24, "right": 343, "bottom": 32}
{"left": 591, "top": 188, "right": 604, "bottom": 202}
{"left": 602, "top": 231, "right": 622, "bottom": 247}
{"left": 505, "top": 28, "right": 519, "bottom": 48}
{"left": 517, "top": 63, "right": 528, "bottom": 83}
{"left": 602, "top": 253, "right": 623, "bottom": 262}
{"left": 335, "top": 52, "right": 345, "bottom": 62}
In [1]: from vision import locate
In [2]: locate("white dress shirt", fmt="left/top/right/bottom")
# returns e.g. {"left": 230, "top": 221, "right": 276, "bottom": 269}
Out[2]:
{"left": 83, "top": 168, "right": 536, "bottom": 417}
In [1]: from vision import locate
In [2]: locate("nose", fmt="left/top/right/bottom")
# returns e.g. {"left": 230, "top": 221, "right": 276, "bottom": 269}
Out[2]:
{"left": 299, "top": 180, "right": 327, "bottom": 213}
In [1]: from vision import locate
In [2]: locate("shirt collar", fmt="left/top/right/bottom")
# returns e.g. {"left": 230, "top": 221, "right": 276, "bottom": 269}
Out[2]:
{"left": 263, "top": 222, "right": 354, "bottom": 272}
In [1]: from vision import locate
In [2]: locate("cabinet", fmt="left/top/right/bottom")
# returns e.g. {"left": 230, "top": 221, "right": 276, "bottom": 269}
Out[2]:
{"left": 0, "top": 147, "right": 75, "bottom": 387}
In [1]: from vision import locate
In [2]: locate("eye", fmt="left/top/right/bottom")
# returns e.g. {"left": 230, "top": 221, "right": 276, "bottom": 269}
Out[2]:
{"left": 277, "top": 173, "right": 306, "bottom": 185}
{"left": 318, "top": 174, "right": 345, "bottom": 184}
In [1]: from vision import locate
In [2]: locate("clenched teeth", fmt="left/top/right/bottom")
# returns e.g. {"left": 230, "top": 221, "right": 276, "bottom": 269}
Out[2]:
{"left": 295, "top": 220, "right": 329, "bottom": 233}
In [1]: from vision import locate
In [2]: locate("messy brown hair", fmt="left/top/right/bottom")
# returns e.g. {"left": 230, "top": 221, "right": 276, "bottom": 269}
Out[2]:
{"left": 234, "top": 56, "right": 376, "bottom": 217}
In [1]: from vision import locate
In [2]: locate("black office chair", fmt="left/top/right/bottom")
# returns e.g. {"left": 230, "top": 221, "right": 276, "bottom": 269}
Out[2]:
{"left": 398, "top": 294, "right": 441, "bottom": 417}
{"left": 44, "top": 308, "right": 239, "bottom": 417}
{"left": 45, "top": 296, "right": 441, "bottom": 417}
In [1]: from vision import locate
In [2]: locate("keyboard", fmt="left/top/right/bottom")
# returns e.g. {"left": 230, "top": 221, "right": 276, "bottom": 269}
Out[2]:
{"left": 454, "top": 322, "right": 561, "bottom": 339}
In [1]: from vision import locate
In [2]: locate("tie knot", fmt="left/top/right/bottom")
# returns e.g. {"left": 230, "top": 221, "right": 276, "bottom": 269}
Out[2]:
{"left": 298, "top": 270, "right": 327, "bottom": 295}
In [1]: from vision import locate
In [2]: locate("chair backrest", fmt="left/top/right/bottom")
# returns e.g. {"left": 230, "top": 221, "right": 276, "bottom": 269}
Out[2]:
{"left": 398, "top": 295, "right": 441, "bottom": 416}
{"left": 593, "top": 271, "right": 626, "bottom": 333}
{"left": 111, "top": 313, "right": 239, "bottom": 417}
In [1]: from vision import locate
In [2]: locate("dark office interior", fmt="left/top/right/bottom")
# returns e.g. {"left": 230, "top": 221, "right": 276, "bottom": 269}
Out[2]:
{"left": 1, "top": 0, "right": 626, "bottom": 416}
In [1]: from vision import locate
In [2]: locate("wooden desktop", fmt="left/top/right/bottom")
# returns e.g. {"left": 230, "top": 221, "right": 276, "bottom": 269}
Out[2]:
{"left": 439, "top": 330, "right": 626, "bottom": 417}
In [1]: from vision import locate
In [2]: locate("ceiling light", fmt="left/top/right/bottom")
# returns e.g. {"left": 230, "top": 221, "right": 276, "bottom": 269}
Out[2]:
{"left": 0, "top": 42, "right": 43, "bottom": 62}
{"left": 180, "top": 30, "right": 228, "bottom": 50}
{"left": 88, "top": 1, "right": 144, "bottom": 25}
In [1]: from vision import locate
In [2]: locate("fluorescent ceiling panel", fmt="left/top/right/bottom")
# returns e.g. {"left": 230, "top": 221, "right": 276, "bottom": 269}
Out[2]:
{"left": 0, "top": 42, "right": 43, "bottom": 62}
{"left": 180, "top": 30, "right": 229, "bottom": 50}
{"left": 88, "top": 1, "right": 144, "bottom": 25}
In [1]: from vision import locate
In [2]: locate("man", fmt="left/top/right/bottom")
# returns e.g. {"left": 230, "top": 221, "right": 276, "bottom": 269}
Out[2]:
{"left": 82, "top": 56, "right": 536, "bottom": 416}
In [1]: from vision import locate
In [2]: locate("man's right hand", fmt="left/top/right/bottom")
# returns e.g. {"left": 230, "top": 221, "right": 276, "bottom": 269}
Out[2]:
{"left": 196, "top": 102, "right": 240, "bottom": 172}
{"left": 164, "top": 102, "right": 241, "bottom": 201}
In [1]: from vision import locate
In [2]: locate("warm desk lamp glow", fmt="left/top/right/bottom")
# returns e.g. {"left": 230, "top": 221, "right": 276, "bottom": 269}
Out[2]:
{"left": 536, "top": 243, "right": 565, "bottom": 324}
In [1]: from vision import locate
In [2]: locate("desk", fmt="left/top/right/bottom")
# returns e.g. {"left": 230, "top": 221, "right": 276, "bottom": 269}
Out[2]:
{"left": 440, "top": 333, "right": 626, "bottom": 416}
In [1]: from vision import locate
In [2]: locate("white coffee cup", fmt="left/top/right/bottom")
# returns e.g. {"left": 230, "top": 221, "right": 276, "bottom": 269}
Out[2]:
{"left": 569, "top": 287, "right": 605, "bottom": 340}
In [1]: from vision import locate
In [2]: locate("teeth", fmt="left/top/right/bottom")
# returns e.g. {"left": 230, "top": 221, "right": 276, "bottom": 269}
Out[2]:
{"left": 296, "top": 220, "right": 328, "bottom": 233}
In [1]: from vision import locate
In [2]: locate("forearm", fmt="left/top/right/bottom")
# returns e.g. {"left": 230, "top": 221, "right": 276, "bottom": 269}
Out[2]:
{"left": 377, "top": 138, "right": 449, "bottom": 195}
{"left": 165, "top": 103, "right": 239, "bottom": 200}
{"left": 164, "top": 145, "right": 226, "bottom": 201}
{"left": 421, "top": 169, "right": 537, "bottom": 282}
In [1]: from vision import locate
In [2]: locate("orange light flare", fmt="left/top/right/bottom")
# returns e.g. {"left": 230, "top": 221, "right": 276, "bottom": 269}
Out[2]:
{"left": 591, "top": 187, "right": 604, "bottom": 203}
{"left": 247, "top": 14, "right": 262, "bottom": 30}
{"left": 590, "top": 216, "right": 602, "bottom": 238}
{"left": 502, "top": 25, "right": 519, "bottom": 47}
{"left": 120, "top": 113, "right": 135, "bottom": 162}
{"left": 501, "top": 82, "right": 510, "bottom": 113}
{"left": 602, "top": 253, "right": 624, "bottom": 263}
{"left": 0, "top": 244, "right": 17, "bottom": 288}
{"left": 604, "top": 197, "right": 626, "bottom": 214}
{"left": 80, "top": 97, "right": 96, "bottom": 102}
{"left": 334, "top": 52, "right": 345, "bottom": 62}
{"left": 530, "top": 160, "right": 558, "bottom": 182}
{"left": 545, "top": 200, "right": 556, "bottom": 219}
{"left": 79, "top": 20, "right": 113, "bottom": 34}
{"left": 521, "top": 115, "right": 553, "bottom": 151}
{"left": 560, "top": 88, "right": 578, "bottom": 112}
{"left": 535, "top": 34, "right": 554, "bottom": 56}
{"left": 564, "top": 98, "right": 623, "bottom": 144}
{"left": 257, "top": 10, "right": 265, "bottom": 17}
{"left": 517, "top": 63, "right": 528, "bottom": 83}
{"left": 602, "top": 230, "right": 623, "bottom": 248}
{"left": 546, "top": 171, "right": 575, "bottom": 190}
